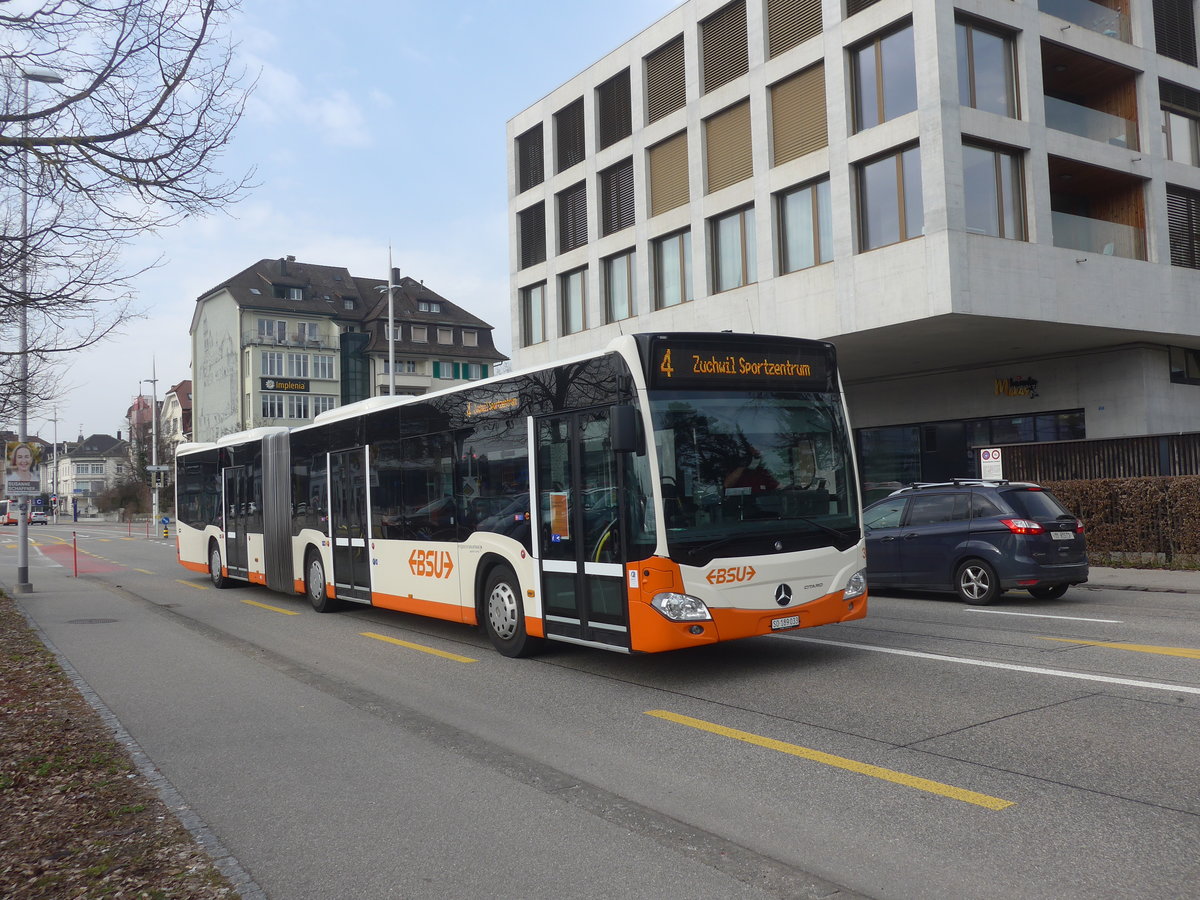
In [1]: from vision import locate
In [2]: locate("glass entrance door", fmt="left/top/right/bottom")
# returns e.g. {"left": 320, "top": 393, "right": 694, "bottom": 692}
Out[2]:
{"left": 329, "top": 447, "right": 371, "bottom": 602}
{"left": 222, "top": 466, "right": 248, "bottom": 577}
{"left": 535, "top": 409, "right": 629, "bottom": 650}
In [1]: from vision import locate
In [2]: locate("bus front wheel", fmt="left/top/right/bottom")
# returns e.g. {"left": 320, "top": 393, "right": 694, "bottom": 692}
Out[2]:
{"left": 306, "top": 551, "right": 341, "bottom": 613}
{"left": 209, "top": 543, "right": 229, "bottom": 589}
{"left": 483, "top": 565, "right": 543, "bottom": 658}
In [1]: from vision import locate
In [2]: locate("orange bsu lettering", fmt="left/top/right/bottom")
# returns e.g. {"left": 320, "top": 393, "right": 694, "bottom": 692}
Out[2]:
{"left": 408, "top": 548, "right": 454, "bottom": 578}
{"left": 706, "top": 565, "right": 756, "bottom": 585}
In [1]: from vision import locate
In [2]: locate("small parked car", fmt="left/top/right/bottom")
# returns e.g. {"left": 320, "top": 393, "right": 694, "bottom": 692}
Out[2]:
{"left": 29, "top": 509, "right": 48, "bottom": 525}
{"left": 863, "top": 479, "right": 1088, "bottom": 604}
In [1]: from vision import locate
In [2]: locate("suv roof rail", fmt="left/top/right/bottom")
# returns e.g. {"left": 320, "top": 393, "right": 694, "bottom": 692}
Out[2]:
{"left": 899, "top": 478, "right": 1012, "bottom": 491}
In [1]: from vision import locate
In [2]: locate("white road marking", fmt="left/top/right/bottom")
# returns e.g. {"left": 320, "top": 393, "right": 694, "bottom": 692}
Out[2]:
{"left": 964, "top": 609, "right": 1122, "bottom": 624}
{"left": 787, "top": 636, "right": 1200, "bottom": 695}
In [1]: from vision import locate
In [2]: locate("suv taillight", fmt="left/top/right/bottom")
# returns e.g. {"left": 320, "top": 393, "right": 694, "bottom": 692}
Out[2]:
{"left": 1075, "top": 518, "right": 1085, "bottom": 534}
{"left": 1001, "top": 518, "right": 1044, "bottom": 535}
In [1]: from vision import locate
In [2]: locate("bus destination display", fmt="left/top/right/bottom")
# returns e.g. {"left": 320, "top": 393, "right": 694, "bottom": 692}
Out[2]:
{"left": 648, "top": 338, "right": 832, "bottom": 391}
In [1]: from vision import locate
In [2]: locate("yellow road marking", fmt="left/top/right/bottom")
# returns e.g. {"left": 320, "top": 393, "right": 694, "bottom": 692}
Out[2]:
{"left": 1040, "top": 637, "right": 1200, "bottom": 660}
{"left": 133, "top": 568, "right": 153, "bottom": 574}
{"left": 241, "top": 598, "right": 299, "bottom": 615}
{"left": 176, "top": 579, "right": 207, "bottom": 590}
{"left": 360, "top": 631, "right": 477, "bottom": 663}
{"left": 646, "top": 710, "right": 1013, "bottom": 811}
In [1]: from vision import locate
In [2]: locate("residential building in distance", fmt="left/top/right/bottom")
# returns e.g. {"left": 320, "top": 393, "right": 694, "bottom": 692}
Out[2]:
{"left": 506, "top": 0, "right": 1200, "bottom": 492}
{"left": 160, "top": 380, "right": 193, "bottom": 450}
{"left": 53, "top": 433, "right": 128, "bottom": 517}
{"left": 189, "top": 257, "right": 507, "bottom": 441}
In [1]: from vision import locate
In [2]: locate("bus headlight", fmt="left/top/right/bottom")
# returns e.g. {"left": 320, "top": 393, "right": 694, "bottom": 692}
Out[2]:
{"left": 651, "top": 591, "right": 713, "bottom": 622}
{"left": 843, "top": 569, "right": 867, "bottom": 600}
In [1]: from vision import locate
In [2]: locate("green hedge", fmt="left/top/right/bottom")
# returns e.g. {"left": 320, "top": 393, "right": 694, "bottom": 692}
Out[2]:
{"left": 1043, "top": 476, "right": 1200, "bottom": 569}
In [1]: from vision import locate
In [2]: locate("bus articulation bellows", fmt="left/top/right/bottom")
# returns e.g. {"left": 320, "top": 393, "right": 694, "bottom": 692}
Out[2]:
{"left": 175, "top": 332, "right": 867, "bottom": 656}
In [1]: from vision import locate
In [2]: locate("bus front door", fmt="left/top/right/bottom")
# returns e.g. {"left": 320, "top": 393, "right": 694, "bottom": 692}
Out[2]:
{"left": 536, "top": 409, "right": 630, "bottom": 651}
{"left": 329, "top": 448, "right": 372, "bottom": 603}
{"left": 223, "top": 466, "right": 248, "bottom": 578}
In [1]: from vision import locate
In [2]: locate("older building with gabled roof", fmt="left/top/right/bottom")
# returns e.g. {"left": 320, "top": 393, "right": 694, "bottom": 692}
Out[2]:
{"left": 189, "top": 256, "right": 507, "bottom": 441}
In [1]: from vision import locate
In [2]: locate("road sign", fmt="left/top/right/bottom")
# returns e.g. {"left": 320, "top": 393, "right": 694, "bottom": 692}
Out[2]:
{"left": 980, "top": 447, "right": 1003, "bottom": 480}
{"left": 146, "top": 465, "right": 170, "bottom": 472}
{"left": 161, "top": 516, "right": 170, "bottom": 525}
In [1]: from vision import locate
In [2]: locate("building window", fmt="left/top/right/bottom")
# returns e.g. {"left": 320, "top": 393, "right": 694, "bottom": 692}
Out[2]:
{"left": 462, "top": 330, "right": 478, "bottom": 347}
{"left": 1167, "top": 183, "right": 1200, "bottom": 268}
{"left": 516, "top": 123, "right": 544, "bottom": 193}
{"left": 434, "top": 361, "right": 456, "bottom": 380}
{"left": 778, "top": 178, "right": 832, "bottom": 272}
{"left": 467, "top": 363, "right": 483, "bottom": 381}
{"left": 1162, "top": 81, "right": 1200, "bottom": 166}
{"left": 701, "top": 1, "right": 748, "bottom": 94}
{"left": 313, "top": 355, "right": 334, "bottom": 379}
{"left": 857, "top": 144, "right": 923, "bottom": 251}
{"left": 286, "top": 394, "right": 310, "bottom": 419}
{"left": 852, "top": 22, "right": 917, "bottom": 132}
{"left": 258, "top": 318, "right": 286, "bottom": 340}
{"left": 313, "top": 395, "right": 336, "bottom": 415}
{"left": 437, "top": 327, "right": 453, "bottom": 344}
{"left": 1170, "top": 346, "right": 1200, "bottom": 384}
{"left": 653, "top": 230, "right": 692, "bottom": 308}
{"left": 295, "top": 322, "right": 318, "bottom": 342}
{"left": 706, "top": 100, "right": 753, "bottom": 193}
{"left": 600, "top": 158, "right": 635, "bottom": 236}
{"left": 1153, "top": 0, "right": 1197, "bottom": 66}
{"left": 648, "top": 131, "right": 689, "bottom": 216}
{"left": 559, "top": 268, "right": 587, "bottom": 335}
{"left": 768, "top": 0, "right": 821, "bottom": 58}
{"left": 261, "top": 393, "right": 285, "bottom": 419}
{"left": 343, "top": 298, "right": 355, "bottom": 310}
{"left": 417, "top": 300, "right": 442, "bottom": 313}
{"left": 555, "top": 97, "right": 586, "bottom": 173}
{"left": 273, "top": 285, "right": 303, "bottom": 300}
{"left": 520, "top": 283, "right": 546, "bottom": 346}
{"left": 518, "top": 201, "right": 546, "bottom": 269}
{"left": 261, "top": 351, "right": 284, "bottom": 376}
{"left": 557, "top": 181, "right": 588, "bottom": 253}
{"left": 604, "top": 250, "right": 636, "bottom": 322}
{"left": 287, "top": 353, "right": 309, "bottom": 378}
{"left": 771, "top": 64, "right": 826, "bottom": 166}
{"left": 711, "top": 206, "right": 757, "bottom": 292}
{"left": 597, "top": 68, "right": 632, "bottom": 150}
{"left": 957, "top": 19, "right": 1017, "bottom": 118}
{"left": 962, "top": 143, "right": 1025, "bottom": 239}
{"left": 645, "top": 35, "right": 686, "bottom": 124}
{"left": 412, "top": 325, "right": 428, "bottom": 343}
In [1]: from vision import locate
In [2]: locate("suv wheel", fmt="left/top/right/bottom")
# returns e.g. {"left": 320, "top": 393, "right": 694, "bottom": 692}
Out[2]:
{"left": 955, "top": 559, "right": 999, "bottom": 605}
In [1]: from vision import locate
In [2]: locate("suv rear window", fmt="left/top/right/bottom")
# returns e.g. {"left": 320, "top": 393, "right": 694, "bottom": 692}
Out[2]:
{"left": 1002, "top": 488, "right": 1071, "bottom": 519}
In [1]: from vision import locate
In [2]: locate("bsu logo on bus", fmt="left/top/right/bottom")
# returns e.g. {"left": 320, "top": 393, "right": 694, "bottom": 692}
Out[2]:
{"left": 409, "top": 548, "right": 454, "bottom": 579}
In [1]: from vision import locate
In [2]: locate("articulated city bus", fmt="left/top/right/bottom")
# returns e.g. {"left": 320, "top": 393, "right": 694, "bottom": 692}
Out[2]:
{"left": 0, "top": 499, "right": 16, "bottom": 525}
{"left": 175, "top": 332, "right": 867, "bottom": 656}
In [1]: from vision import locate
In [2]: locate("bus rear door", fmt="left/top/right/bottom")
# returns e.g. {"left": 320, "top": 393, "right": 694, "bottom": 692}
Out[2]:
{"left": 329, "top": 447, "right": 371, "bottom": 603}
{"left": 535, "top": 409, "right": 630, "bottom": 651}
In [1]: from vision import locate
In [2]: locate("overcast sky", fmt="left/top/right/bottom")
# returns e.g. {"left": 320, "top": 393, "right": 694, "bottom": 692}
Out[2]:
{"left": 32, "top": 0, "right": 680, "bottom": 444}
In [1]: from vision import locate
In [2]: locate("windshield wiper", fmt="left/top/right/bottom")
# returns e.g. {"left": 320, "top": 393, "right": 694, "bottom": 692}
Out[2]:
{"left": 684, "top": 518, "right": 858, "bottom": 561}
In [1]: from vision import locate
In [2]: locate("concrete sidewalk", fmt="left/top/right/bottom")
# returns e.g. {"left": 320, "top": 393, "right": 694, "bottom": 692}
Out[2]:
{"left": 1086, "top": 566, "right": 1199, "bottom": 594}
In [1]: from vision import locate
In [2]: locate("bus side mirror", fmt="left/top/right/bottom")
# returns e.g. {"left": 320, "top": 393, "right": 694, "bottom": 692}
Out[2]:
{"left": 610, "top": 405, "right": 640, "bottom": 454}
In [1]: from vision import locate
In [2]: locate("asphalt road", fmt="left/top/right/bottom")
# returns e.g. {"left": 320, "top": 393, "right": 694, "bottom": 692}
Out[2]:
{"left": 5, "top": 522, "right": 1199, "bottom": 900}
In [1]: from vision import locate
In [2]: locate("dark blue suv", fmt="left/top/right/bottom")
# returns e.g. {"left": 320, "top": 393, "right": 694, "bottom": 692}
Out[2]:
{"left": 863, "top": 480, "right": 1088, "bottom": 604}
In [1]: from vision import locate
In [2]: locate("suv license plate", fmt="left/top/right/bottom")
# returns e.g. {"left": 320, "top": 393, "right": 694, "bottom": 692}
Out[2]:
{"left": 771, "top": 615, "right": 800, "bottom": 631}
{"left": 1051, "top": 531, "right": 1074, "bottom": 540}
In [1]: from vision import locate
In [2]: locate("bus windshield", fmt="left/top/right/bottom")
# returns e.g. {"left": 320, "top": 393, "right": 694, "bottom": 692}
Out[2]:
{"left": 649, "top": 390, "right": 860, "bottom": 564}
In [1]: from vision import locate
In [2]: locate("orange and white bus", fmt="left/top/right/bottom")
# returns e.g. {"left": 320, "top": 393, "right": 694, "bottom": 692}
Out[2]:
{"left": 175, "top": 332, "right": 867, "bottom": 656}
{"left": 1, "top": 498, "right": 16, "bottom": 525}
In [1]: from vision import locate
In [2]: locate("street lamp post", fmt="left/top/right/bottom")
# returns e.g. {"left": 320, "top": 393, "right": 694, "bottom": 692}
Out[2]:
{"left": 14, "top": 68, "right": 64, "bottom": 594}
{"left": 142, "top": 367, "right": 159, "bottom": 525}
{"left": 376, "top": 248, "right": 403, "bottom": 396}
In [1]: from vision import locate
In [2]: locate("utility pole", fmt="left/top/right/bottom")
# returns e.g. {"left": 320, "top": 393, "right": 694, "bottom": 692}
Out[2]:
{"left": 142, "top": 363, "right": 159, "bottom": 525}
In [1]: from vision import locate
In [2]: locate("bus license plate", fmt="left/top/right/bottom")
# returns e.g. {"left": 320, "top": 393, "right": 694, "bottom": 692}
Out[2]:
{"left": 771, "top": 615, "right": 800, "bottom": 631}
{"left": 1051, "top": 531, "right": 1074, "bottom": 540}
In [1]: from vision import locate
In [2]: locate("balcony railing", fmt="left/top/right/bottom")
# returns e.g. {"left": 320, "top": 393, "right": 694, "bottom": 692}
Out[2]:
{"left": 1044, "top": 96, "right": 1138, "bottom": 150}
{"left": 242, "top": 332, "right": 334, "bottom": 350}
{"left": 1040, "top": 0, "right": 1130, "bottom": 41}
{"left": 1051, "top": 210, "right": 1145, "bottom": 260}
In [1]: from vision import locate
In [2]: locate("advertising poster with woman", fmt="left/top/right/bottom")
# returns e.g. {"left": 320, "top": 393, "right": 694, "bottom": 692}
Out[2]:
{"left": 5, "top": 441, "right": 41, "bottom": 495}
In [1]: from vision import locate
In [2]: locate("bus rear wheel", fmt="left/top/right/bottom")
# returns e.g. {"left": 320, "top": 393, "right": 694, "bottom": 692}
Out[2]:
{"left": 306, "top": 551, "right": 341, "bottom": 613}
{"left": 209, "top": 543, "right": 229, "bottom": 589}
{"left": 483, "top": 565, "right": 543, "bottom": 658}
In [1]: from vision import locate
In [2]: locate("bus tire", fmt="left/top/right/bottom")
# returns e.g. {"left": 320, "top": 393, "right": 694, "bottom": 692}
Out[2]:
{"left": 209, "top": 542, "right": 229, "bottom": 589}
{"left": 483, "top": 564, "right": 543, "bottom": 658}
{"left": 306, "top": 550, "right": 341, "bottom": 613}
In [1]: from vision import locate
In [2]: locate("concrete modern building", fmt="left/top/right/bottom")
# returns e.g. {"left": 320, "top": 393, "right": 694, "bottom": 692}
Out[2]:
{"left": 190, "top": 257, "right": 507, "bottom": 441}
{"left": 506, "top": 0, "right": 1200, "bottom": 491}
